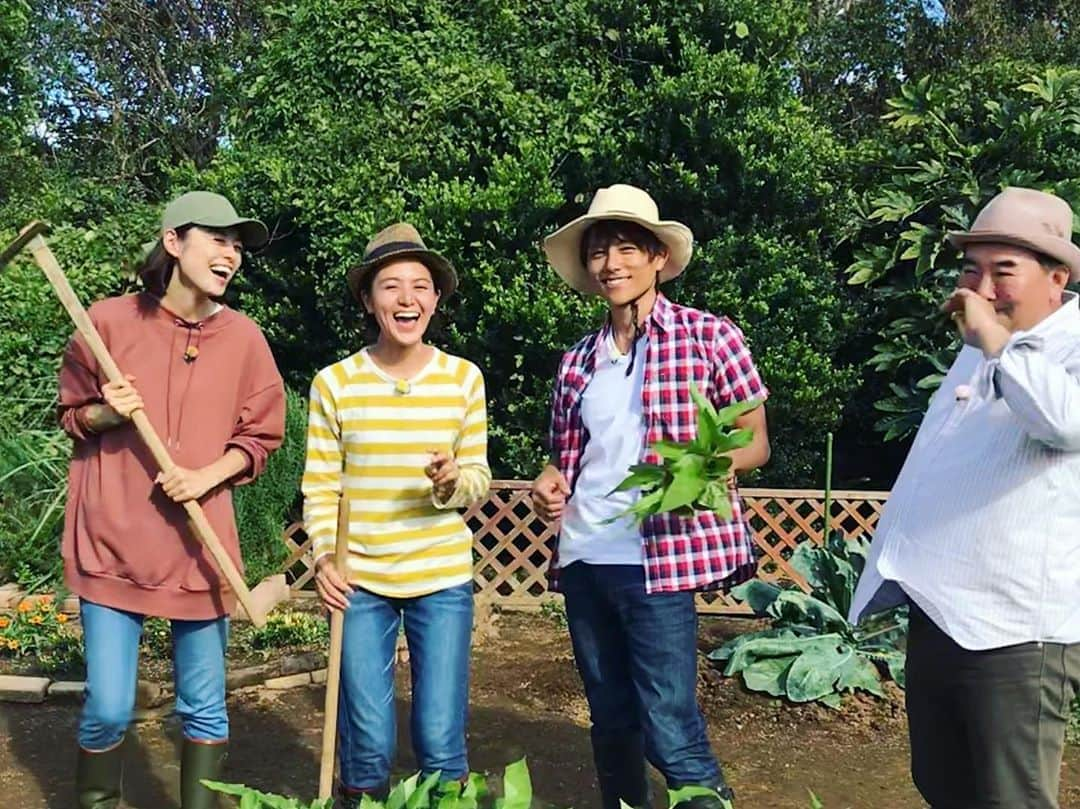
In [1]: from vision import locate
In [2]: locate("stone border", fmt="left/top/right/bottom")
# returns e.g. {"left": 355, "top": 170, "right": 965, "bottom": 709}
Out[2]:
{"left": 0, "top": 651, "right": 329, "bottom": 710}
{"left": 0, "top": 585, "right": 79, "bottom": 615}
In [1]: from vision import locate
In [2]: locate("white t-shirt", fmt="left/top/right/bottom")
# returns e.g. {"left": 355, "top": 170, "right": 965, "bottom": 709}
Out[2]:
{"left": 558, "top": 332, "right": 647, "bottom": 566}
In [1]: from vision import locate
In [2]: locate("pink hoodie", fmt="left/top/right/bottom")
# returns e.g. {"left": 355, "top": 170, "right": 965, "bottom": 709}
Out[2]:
{"left": 58, "top": 293, "right": 285, "bottom": 619}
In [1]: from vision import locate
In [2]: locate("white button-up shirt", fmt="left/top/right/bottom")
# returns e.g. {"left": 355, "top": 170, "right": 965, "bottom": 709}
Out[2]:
{"left": 850, "top": 292, "right": 1080, "bottom": 650}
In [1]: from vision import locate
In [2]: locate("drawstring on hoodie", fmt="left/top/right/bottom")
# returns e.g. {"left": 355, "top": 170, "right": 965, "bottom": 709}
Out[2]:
{"left": 166, "top": 318, "right": 204, "bottom": 450}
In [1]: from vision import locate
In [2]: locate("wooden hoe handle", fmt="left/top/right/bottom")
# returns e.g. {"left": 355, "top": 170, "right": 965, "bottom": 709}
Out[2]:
{"left": 319, "top": 499, "right": 351, "bottom": 798}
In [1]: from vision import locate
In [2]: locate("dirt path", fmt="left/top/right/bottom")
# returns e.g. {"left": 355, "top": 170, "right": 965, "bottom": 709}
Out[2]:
{"left": 3, "top": 613, "right": 1080, "bottom": 808}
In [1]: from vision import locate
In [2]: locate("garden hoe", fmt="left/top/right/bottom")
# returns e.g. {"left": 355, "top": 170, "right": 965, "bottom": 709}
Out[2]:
{"left": 318, "top": 497, "right": 351, "bottom": 799}
{"left": 0, "top": 221, "right": 289, "bottom": 627}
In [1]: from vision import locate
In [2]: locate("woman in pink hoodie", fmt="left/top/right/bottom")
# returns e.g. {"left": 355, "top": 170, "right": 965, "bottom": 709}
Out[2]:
{"left": 57, "top": 191, "right": 285, "bottom": 809}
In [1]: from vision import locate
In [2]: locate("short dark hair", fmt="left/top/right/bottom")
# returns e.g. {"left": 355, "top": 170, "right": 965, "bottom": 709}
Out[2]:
{"left": 1036, "top": 251, "right": 1068, "bottom": 272}
{"left": 136, "top": 225, "right": 194, "bottom": 297}
{"left": 579, "top": 220, "right": 667, "bottom": 267}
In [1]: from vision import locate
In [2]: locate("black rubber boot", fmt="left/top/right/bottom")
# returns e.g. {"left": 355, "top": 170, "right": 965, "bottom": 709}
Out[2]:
{"left": 75, "top": 741, "right": 125, "bottom": 809}
{"left": 339, "top": 781, "right": 390, "bottom": 808}
{"left": 592, "top": 731, "right": 651, "bottom": 809}
{"left": 180, "top": 738, "right": 228, "bottom": 809}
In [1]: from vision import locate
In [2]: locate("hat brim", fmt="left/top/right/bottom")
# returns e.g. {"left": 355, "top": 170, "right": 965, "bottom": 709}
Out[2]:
{"left": 346, "top": 248, "right": 458, "bottom": 302}
{"left": 176, "top": 216, "right": 269, "bottom": 250}
{"left": 947, "top": 230, "right": 1080, "bottom": 282}
{"left": 542, "top": 212, "right": 693, "bottom": 294}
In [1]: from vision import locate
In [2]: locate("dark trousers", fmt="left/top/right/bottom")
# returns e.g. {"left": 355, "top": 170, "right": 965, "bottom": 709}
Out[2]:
{"left": 906, "top": 604, "right": 1080, "bottom": 808}
{"left": 561, "top": 562, "right": 724, "bottom": 791}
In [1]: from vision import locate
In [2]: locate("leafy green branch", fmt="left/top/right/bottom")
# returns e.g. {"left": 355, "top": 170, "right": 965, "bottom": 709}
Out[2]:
{"left": 609, "top": 385, "right": 760, "bottom": 524}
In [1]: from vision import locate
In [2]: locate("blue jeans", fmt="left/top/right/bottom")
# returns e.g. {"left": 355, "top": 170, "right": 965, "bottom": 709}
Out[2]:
{"left": 561, "top": 563, "right": 724, "bottom": 789}
{"left": 338, "top": 582, "right": 473, "bottom": 790}
{"left": 78, "top": 599, "right": 229, "bottom": 750}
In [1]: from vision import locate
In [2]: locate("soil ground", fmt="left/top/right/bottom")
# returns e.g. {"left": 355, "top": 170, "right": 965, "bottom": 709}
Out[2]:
{"left": 3, "top": 612, "right": 1080, "bottom": 808}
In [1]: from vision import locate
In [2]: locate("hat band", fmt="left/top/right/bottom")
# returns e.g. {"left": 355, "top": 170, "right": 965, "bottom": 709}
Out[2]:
{"left": 364, "top": 240, "right": 427, "bottom": 264}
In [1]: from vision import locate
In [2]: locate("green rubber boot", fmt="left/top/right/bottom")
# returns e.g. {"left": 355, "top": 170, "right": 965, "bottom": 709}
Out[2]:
{"left": 180, "top": 739, "right": 228, "bottom": 809}
{"left": 75, "top": 741, "right": 125, "bottom": 809}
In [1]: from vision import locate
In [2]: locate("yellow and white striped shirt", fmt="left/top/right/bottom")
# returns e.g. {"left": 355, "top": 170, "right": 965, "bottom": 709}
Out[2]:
{"left": 302, "top": 347, "right": 490, "bottom": 597}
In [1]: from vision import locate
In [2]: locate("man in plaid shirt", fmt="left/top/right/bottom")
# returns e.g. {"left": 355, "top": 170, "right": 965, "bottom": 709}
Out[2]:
{"left": 531, "top": 184, "right": 770, "bottom": 809}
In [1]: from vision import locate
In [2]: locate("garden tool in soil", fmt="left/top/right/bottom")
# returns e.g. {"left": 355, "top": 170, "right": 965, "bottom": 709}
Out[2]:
{"left": 318, "top": 496, "right": 352, "bottom": 798}
{"left": 0, "top": 221, "right": 287, "bottom": 627}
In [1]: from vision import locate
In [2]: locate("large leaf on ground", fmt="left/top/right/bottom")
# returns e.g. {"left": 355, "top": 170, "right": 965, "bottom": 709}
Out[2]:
{"left": 867, "top": 649, "right": 907, "bottom": 688}
{"left": 785, "top": 638, "right": 857, "bottom": 702}
{"left": 788, "top": 542, "right": 824, "bottom": 590}
{"left": 766, "top": 590, "right": 850, "bottom": 634}
{"left": 495, "top": 757, "right": 532, "bottom": 809}
{"left": 836, "top": 653, "right": 885, "bottom": 698}
{"left": 722, "top": 632, "right": 839, "bottom": 674}
{"left": 741, "top": 654, "right": 796, "bottom": 696}
{"left": 730, "top": 579, "right": 782, "bottom": 615}
{"left": 405, "top": 772, "right": 442, "bottom": 809}
{"left": 790, "top": 538, "right": 858, "bottom": 615}
{"left": 707, "top": 626, "right": 800, "bottom": 663}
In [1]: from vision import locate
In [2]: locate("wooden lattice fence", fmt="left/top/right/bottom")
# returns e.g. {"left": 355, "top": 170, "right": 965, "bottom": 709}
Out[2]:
{"left": 279, "top": 481, "right": 888, "bottom": 616}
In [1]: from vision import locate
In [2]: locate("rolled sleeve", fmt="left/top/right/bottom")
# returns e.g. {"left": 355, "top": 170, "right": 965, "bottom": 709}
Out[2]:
{"left": 226, "top": 379, "right": 286, "bottom": 485}
{"left": 57, "top": 331, "right": 103, "bottom": 442}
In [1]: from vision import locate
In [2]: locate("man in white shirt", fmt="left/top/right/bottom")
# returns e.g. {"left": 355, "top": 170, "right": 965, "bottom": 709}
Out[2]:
{"left": 850, "top": 187, "right": 1080, "bottom": 808}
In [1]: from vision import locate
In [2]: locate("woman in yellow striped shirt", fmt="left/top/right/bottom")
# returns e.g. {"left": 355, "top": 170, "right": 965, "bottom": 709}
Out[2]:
{"left": 302, "top": 223, "right": 490, "bottom": 804}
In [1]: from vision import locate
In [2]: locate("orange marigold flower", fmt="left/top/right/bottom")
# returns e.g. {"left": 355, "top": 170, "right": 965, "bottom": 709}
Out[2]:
{"left": 0, "top": 617, "right": 9, "bottom": 629}
{"left": 56, "top": 613, "right": 69, "bottom": 624}
{"left": 29, "top": 615, "right": 44, "bottom": 625}
{"left": 17, "top": 600, "right": 32, "bottom": 613}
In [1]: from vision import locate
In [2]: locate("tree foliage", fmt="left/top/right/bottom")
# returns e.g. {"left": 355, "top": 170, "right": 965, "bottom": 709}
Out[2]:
{"left": 4, "top": 0, "right": 1080, "bottom": 505}
{"left": 186, "top": 0, "right": 858, "bottom": 482}
{"left": 843, "top": 64, "right": 1080, "bottom": 438}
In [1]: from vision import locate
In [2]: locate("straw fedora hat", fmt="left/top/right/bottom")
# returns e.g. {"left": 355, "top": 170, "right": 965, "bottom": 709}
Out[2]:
{"left": 543, "top": 184, "right": 694, "bottom": 294}
{"left": 346, "top": 223, "right": 458, "bottom": 302}
{"left": 947, "top": 187, "right": 1080, "bottom": 281}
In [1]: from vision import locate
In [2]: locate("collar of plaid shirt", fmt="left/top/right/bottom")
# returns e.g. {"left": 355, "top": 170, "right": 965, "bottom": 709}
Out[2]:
{"left": 546, "top": 293, "right": 766, "bottom": 594}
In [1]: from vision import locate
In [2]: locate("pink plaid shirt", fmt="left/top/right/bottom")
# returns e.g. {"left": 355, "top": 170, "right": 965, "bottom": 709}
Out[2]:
{"left": 547, "top": 294, "right": 768, "bottom": 593}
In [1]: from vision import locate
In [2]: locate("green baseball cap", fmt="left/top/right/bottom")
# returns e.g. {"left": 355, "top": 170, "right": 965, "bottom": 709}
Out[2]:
{"left": 161, "top": 191, "right": 269, "bottom": 249}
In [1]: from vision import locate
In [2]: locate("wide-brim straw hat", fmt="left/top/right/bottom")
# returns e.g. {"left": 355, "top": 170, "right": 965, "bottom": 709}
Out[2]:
{"left": 543, "top": 184, "right": 694, "bottom": 294}
{"left": 947, "top": 187, "right": 1080, "bottom": 281}
{"left": 346, "top": 222, "right": 458, "bottom": 302}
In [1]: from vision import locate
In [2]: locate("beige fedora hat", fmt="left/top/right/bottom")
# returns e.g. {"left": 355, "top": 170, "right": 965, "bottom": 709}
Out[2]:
{"left": 543, "top": 184, "right": 694, "bottom": 294}
{"left": 947, "top": 187, "right": 1080, "bottom": 281}
{"left": 346, "top": 222, "right": 457, "bottom": 303}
